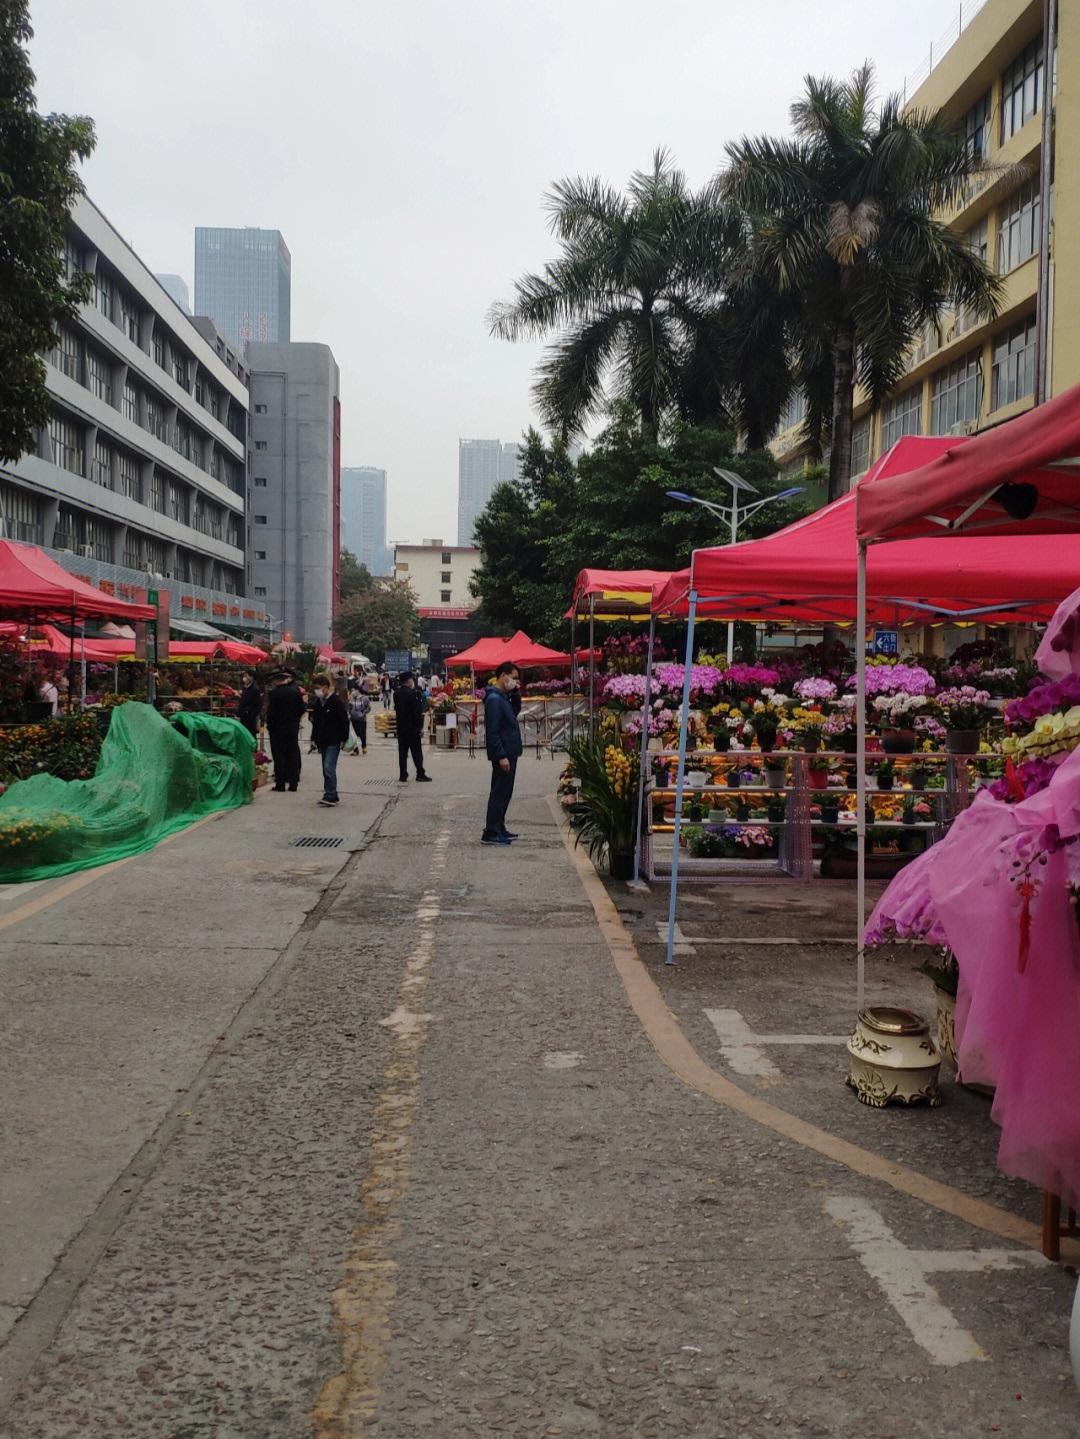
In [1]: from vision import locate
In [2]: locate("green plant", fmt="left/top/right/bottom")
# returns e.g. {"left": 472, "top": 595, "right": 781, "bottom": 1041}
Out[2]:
{"left": 876, "top": 757, "right": 895, "bottom": 784}
{"left": 566, "top": 734, "right": 639, "bottom": 864}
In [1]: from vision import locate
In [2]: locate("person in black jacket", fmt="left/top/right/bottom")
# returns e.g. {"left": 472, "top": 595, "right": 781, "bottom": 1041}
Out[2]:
{"left": 393, "top": 672, "right": 431, "bottom": 783}
{"left": 265, "top": 669, "right": 306, "bottom": 791}
{"left": 236, "top": 671, "right": 262, "bottom": 738}
{"left": 481, "top": 662, "right": 523, "bottom": 844}
{"left": 309, "top": 672, "right": 350, "bottom": 805}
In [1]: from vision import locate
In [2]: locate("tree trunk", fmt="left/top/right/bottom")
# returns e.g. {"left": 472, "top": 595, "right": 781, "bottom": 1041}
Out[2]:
{"left": 828, "top": 318, "right": 857, "bottom": 503}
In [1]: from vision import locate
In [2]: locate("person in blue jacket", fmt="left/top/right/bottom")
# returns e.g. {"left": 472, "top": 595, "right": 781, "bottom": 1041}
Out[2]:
{"left": 481, "top": 661, "right": 523, "bottom": 845}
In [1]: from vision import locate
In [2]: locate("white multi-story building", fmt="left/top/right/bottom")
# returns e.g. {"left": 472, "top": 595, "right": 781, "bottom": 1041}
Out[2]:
{"left": 0, "top": 193, "right": 268, "bottom": 634}
{"left": 393, "top": 539, "right": 480, "bottom": 665}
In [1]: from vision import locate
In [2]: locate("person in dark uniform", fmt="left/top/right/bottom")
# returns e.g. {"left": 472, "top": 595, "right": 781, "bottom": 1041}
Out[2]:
{"left": 236, "top": 670, "right": 262, "bottom": 738}
{"left": 393, "top": 672, "right": 430, "bottom": 783}
{"left": 265, "top": 668, "right": 305, "bottom": 791}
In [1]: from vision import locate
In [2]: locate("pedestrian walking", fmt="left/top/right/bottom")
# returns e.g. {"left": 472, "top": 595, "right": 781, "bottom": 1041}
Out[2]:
{"left": 309, "top": 671, "right": 350, "bottom": 805}
{"left": 265, "top": 668, "right": 305, "bottom": 792}
{"left": 236, "top": 670, "right": 262, "bottom": 738}
{"left": 481, "top": 662, "right": 522, "bottom": 845}
{"left": 348, "top": 686, "right": 370, "bottom": 755}
{"left": 394, "top": 672, "right": 431, "bottom": 782}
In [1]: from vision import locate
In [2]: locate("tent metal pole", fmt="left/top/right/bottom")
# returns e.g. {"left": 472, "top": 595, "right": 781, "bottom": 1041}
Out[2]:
{"left": 665, "top": 593, "right": 697, "bottom": 966}
{"left": 67, "top": 603, "right": 75, "bottom": 714}
{"left": 80, "top": 621, "right": 87, "bottom": 708}
{"left": 856, "top": 543, "right": 868, "bottom": 1012}
{"left": 570, "top": 609, "right": 577, "bottom": 744}
{"left": 632, "top": 614, "right": 656, "bottom": 886}
{"left": 588, "top": 596, "right": 595, "bottom": 743}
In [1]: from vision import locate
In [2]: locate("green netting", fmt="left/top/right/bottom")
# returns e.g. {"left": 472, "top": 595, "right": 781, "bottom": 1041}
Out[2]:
{"left": 0, "top": 702, "right": 254, "bottom": 883}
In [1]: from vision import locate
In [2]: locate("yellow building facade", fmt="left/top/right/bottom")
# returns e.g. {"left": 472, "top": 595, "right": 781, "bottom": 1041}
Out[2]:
{"left": 771, "top": 0, "right": 1068, "bottom": 483}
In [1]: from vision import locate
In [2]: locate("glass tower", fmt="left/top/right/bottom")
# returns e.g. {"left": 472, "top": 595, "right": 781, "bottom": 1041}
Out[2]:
{"left": 194, "top": 228, "right": 291, "bottom": 350}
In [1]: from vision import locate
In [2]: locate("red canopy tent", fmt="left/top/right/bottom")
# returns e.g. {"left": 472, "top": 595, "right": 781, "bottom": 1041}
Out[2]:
{"left": 444, "top": 631, "right": 572, "bottom": 669}
{"left": 0, "top": 540, "right": 155, "bottom": 621}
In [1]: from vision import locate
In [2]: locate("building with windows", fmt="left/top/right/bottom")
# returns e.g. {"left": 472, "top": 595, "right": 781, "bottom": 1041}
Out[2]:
{"left": 770, "top": 0, "right": 1069, "bottom": 486}
{"left": 154, "top": 274, "right": 190, "bottom": 315}
{"left": 246, "top": 342, "right": 341, "bottom": 645}
{"left": 194, "top": 227, "right": 291, "bottom": 351}
{"left": 457, "top": 439, "right": 522, "bottom": 546}
{"left": 393, "top": 540, "right": 480, "bottom": 665}
{"left": 341, "top": 466, "right": 393, "bottom": 576}
{"left": 0, "top": 192, "right": 268, "bottom": 634}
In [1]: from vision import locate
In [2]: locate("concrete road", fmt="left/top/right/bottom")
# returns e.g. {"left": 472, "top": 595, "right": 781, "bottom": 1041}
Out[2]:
{"left": 1, "top": 735, "right": 1077, "bottom": 1436}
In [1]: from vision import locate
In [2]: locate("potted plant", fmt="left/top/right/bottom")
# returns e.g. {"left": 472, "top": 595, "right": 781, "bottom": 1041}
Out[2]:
{"left": 767, "top": 796, "right": 786, "bottom": 824}
{"left": 935, "top": 686, "right": 994, "bottom": 753}
{"left": 725, "top": 763, "right": 741, "bottom": 790}
{"left": 567, "top": 735, "right": 639, "bottom": 881}
{"left": 764, "top": 755, "right": 787, "bottom": 789}
{"left": 808, "top": 755, "right": 831, "bottom": 791}
{"left": 907, "top": 759, "right": 929, "bottom": 789}
{"left": 920, "top": 949, "right": 958, "bottom": 1069}
{"left": 875, "top": 757, "right": 895, "bottom": 791}
{"left": 820, "top": 795, "right": 840, "bottom": 826}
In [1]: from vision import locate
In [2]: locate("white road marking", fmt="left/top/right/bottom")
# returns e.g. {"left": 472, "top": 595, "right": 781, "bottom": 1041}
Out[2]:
{"left": 543, "top": 1051, "right": 584, "bottom": 1070}
{"left": 705, "top": 1008, "right": 849, "bottom": 1077}
{"left": 656, "top": 920, "right": 695, "bottom": 956}
{"left": 825, "top": 1195, "right": 1043, "bottom": 1366}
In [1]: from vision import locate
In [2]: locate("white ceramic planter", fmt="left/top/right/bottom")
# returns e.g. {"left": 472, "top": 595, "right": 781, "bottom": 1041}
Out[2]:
{"left": 846, "top": 1005, "right": 941, "bottom": 1108}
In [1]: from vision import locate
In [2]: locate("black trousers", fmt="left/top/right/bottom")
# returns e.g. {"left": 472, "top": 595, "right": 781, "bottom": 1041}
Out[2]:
{"left": 397, "top": 728, "right": 425, "bottom": 778}
{"left": 239, "top": 713, "right": 259, "bottom": 739}
{"left": 484, "top": 757, "right": 517, "bottom": 835}
{"left": 351, "top": 715, "right": 367, "bottom": 748}
{"left": 269, "top": 727, "right": 301, "bottom": 788}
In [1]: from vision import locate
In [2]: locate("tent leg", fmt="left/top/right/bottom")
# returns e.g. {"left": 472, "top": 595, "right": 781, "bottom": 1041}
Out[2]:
{"left": 856, "top": 543, "right": 867, "bottom": 1013}
{"left": 665, "top": 595, "right": 697, "bottom": 966}
{"left": 588, "top": 597, "right": 595, "bottom": 743}
{"left": 570, "top": 611, "right": 576, "bottom": 745}
{"left": 80, "top": 621, "right": 87, "bottom": 708}
{"left": 632, "top": 615, "right": 656, "bottom": 887}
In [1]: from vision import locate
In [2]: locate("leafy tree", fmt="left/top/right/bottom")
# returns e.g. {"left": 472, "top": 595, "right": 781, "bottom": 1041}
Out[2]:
{"left": 338, "top": 547, "right": 366, "bottom": 603}
{"left": 723, "top": 64, "right": 1002, "bottom": 499}
{"left": 470, "top": 414, "right": 810, "bottom": 642}
{"left": 0, "top": 1, "right": 95, "bottom": 463}
{"left": 489, "top": 151, "right": 742, "bottom": 441}
{"left": 335, "top": 565, "right": 419, "bottom": 665}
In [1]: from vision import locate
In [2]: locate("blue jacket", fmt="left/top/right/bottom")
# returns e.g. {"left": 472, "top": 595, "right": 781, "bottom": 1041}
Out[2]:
{"left": 484, "top": 687, "right": 523, "bottom": 762}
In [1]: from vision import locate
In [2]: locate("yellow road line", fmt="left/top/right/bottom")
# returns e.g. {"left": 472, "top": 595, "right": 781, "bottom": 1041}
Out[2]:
{"left": 547, "top": 795, "right": 1076, "bottom": 1261}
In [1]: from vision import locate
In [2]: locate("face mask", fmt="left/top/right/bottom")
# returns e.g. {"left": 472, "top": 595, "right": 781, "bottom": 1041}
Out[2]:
{"left": 505, "top": 678, "right": 518, "bottom": 691}
{"left": 316, "top": 689, "right": 328, "bottom": 700}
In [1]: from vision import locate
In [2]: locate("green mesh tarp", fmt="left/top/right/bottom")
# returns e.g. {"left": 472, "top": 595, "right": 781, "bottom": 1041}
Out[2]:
{"left": 0, "top": 702, "right": 254, "bottom": 883}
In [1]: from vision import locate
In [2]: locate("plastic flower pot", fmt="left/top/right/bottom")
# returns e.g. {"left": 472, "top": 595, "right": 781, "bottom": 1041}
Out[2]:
{"left": 945, "top": 728, "right": 980, "bottom": 753}
{"left": 880, "top": 729, "right": 917, "bottom": 754}
{"left": 726, "top": 767, "right": 741, "bottom": 790}
{"left": 765, "top": 763, "right": 787, "bottom": 788}
{"left": 711, "top": 731, "right": 731, "bottom": 752}
{"left": 608, "top": 850, "right": 635, "bottom": 881}
{"left": 808, "top": 767, "right": 829, "bottom": 791}
{"left": 767, "top": 802, "right": 785, "bottom": 823}
{"left": 801, "top": 732, "right": 822, "bottom": 752}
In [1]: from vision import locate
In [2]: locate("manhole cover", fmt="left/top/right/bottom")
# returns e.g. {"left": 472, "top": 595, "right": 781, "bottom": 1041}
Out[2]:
{"left": 361, "top": 779, "right": 400, "bottom": 790}
{"left": 293, "top": 836, "right": 345, "bottom": 849}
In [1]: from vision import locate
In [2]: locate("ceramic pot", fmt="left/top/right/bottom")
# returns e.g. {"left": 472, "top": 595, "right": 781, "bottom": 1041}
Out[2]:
{"left": 945, "top": 728, "right": 980, "bottom": 754}
{"left": 846, "top": 1006, "right": 941, "bottom": 1107}
{"left": 931, "top": 983, "right": 957, "bottom": 1069}
{"left": 765, "top": 765, "right": 787, "bottom": 789}
{"left": 767, "top": 803, "right": 785, "bottom": 823}
{"left": 881, "top": 728, "right": 917, "bottom": 754}
{"left": 757, "top": 733, "right": 777, "bottom": 754}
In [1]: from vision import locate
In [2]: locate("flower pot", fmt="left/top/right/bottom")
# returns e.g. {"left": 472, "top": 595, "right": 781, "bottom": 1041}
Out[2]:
{"left": 930, "top": 983, "right": 957, "bottom": 1070}
{"left": 880, "top": 728, "right": 917, "bottom": 755}
{"left": 820, "top": 805, "right": 840, "bottom": 827}
{"left": 710, "top": 732, "right": 731, "bottom": 752}
{"left": 945, "top": 728, "right": 980, "bottom": 754}
{"left": 901, "top": 808, "right": 917, "bottom": 826}
{"left": 757, "top": 734, "right": 776, "bottom": 754}
{"left": 846, "top": 1006, "right": 941, "bottom": 1107}
{"left": 765, "top": 766, "right": 786, "bottom": 789}
{"left": 725, "top": 768, "right": 741, "bottom": 790}
{"left": 908, "top": 766, "right": 928, "bottom": 790}
{"left": 808, "top": 768, "right": 829, "bottom": 791}
{"left": 838, "top": 733, "right": 858, "bottom": 754}
{"left": 876, "top": 774, "right": 894, "bottom": 791}
{"left": 801, "top": 733, "right": 822, "bottom": 752}
{"left": 608, "top": 849, "right": 635, "bottom": 881}
{"left": 767, "top": 803, "right": 785, "bottom": 823}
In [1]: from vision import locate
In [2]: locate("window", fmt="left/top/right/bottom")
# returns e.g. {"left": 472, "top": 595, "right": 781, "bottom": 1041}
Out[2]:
{"left": 146, "top": 396, "right": 168, "bottom": 442}
{"left": 441, "top": 590, "right": 451, "bottom": 603}
{"left": 118, "top": 291, "right": 139, "bottom": 343}
{"left": 64, "top": 237, "right": 85, "bottom": 282}
{"left": 122, "top": 380, "right": 140, "bottom": 424}
{"left": 255, "top": 440, "right": 267, "bottom": 451}
{"left": 152, "top": 330, "right": 165, "bottom": 368}
{"left": 209, "top": 389, "right": 221, "bottom": 421}
{"left": 94, "top": 270, "right": 112, "bottom": 320}
{"left": 53, "top": 505, "right": 77, "bottom": 551}
{"left": 123, "top": 533, "right": 142, "bottom": 570}
{"left": 173, "top": 352, "right": 189, "bottom": 388}
{"left": 0, "top": 483, "right": 42, "bottom": 543}
{"left": 880, "top": 388, "right": 922, "bottom": 450}
{"left": 226, "top": 401, "right": 245, "bottom": 440}
{"left": 254, "top": 585, "right": 267, "bottom": 597}
{"left": 169, "top": 481, "right": 189, "bottom": 526}
{"left": 254, "top": 549, "right": 267, "bottom": 561}
{"left": 930, "top": 351, "right": 982, "bottom": 433}
{"left": 84, "top": 515, "right": 111, "bottom": 561}
{"left": 227, "top": 515, "right": 243, "bottom": 547}
{"left": 997, "top": 180, "right": 1040, "bottom": 273}
{"left": 91, "top": 437, "right": 112, "bottom": 488}
{"left": 194, "top": 373, "right": 205, "bottom": 406}
{"left": 254, "top": 403, "right": 267, "bottom": 414}
{"left": 118, "top": 451, "right": 141, "bottom": 502}
{"left": 991, "top": 316, "right": 1037, "bottom": 410}
{"left": 441, "top": 571, "right": 451, "bottom": 583}
{"left": 253, "top": 514, "right": 267, "bottom": 524}
{"left": 1001, "top": 36, "right": 1044, "bottom": 143}
{"left": 145, "top": 538, "right": 167, "bottom": 572}
{"left": 779, "top": 388, "right": 807, "bottom": 432}
{"left": 48, "top": 413, "right": 84, "bottom": 474}
{"left": 960, "top": 90, "right": 991, "bottom": 162}
{"left": 851, "top": 416, "right": 871, "bottom": 477}
{"left": 86, "top": 349, "right": 113, "bottom": 405}
{"left": 149, "top": 470, "right": 166, "bottom": 513}
{"left": 253, "top": 476, "right": 267, "bottom": 487}
{"left": 440, "top": 552, "right": 450, "bottom": 565}
{"left": 50, "top": 325, "right": 82, "bottom": 380}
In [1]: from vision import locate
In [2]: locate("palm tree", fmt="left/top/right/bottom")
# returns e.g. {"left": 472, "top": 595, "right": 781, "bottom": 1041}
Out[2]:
{"left": 723, "top": 65, "right": 1004, "bottom": 499}
{"left": 489, "top": 151, "right": 741, "bottom": 441}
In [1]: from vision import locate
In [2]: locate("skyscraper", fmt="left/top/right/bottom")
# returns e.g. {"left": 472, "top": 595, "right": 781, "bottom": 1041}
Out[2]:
{"left": 194, "top": 228, "right": 291, "bottom": 351}
{"left": 341, "top": 467, "right": 393, "bottom": 575}
{"left": 458, "top": 438, "right": 523, "bottom": 546}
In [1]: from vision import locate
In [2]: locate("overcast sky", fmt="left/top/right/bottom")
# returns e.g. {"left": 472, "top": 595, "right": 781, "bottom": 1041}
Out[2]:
{"left": 29, "top": 0, "right": 971, "bottom": 544}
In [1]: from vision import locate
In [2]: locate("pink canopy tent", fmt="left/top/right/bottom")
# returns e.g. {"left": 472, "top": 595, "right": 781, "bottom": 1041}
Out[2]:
{"left": 273, "top": 641, "right": 346, "bottom": 665}
{"left": 444, "top": 631, "right": 573, "bottom": 669}
{"left": 0, "top": 539, "right": 156, "bottom": 622}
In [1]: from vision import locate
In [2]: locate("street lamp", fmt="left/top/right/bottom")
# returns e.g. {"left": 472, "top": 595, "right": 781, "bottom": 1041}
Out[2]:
{"left": 667, "top": 472, "right": 804, "bottom": 662}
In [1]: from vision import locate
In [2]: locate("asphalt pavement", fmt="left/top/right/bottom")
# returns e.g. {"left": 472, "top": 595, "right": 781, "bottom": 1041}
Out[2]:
{"left": 1, "top": 731, "right": 1077, "bottom": 1437}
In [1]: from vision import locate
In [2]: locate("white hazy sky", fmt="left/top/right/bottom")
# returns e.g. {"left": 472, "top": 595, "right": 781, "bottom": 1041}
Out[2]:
{"left": 29, "top": 0, "right": 968, "bottom": 543}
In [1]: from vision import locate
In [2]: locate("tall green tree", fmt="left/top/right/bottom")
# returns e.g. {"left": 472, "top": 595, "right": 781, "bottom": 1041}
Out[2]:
{"left": 724, "top": 64, "right": 1002, "bottom": 500}
{"left": 0, "top": 0, "right": 95, "bottom": 464}
{"left": 489, "top": 151, "right": 743, "bottom": 441}
{"left": 335, "top": 565, "right": 419, "bottom": 665}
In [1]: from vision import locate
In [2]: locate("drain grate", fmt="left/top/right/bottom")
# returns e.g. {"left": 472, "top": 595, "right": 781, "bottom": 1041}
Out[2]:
{"left": 293, "top": 835, "right": 345, "bottom": 849}
{"left": 361, "top": 779, "right": 400, "bottom": 790}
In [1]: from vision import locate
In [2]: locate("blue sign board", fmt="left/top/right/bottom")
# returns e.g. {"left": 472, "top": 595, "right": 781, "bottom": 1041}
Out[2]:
{"left": 873, "top": 630, "right": 899, "bottom": 655}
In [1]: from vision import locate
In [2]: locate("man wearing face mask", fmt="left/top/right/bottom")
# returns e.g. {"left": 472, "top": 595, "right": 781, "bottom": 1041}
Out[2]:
{"left": 309, "top": 672, "right": 350, "bottom": 806}
{"left": 481, "top": 662, "right": 523, "bottom": 845}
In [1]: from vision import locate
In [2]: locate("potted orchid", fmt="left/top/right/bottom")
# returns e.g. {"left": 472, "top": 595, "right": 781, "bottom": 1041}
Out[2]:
{"left": 935, "top": 686, "right": 994, "bottom": 752}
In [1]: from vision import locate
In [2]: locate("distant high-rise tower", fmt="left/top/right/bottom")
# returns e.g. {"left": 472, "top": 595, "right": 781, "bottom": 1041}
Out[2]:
{"left": 154, "top": 274, "right": 191, "bottom": 314}
{"left": 194, "top": 227, "right": 291, "bottom": 351}
{"left": 459, "top": 438, "right": 518, "bottom": 546}
{"left": 341, "top": 467, "right": 393, "bottom": 575}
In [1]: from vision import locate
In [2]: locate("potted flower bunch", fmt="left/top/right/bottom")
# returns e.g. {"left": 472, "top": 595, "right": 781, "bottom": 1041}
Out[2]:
{"left": 791, "top": 706, "right": 828, "bottom": 751}
{"left": 823, "top": 703, "right": 858, "bottom": 753}
{"left": 707, "top": 701, "right": 735, "bottom": 751}
{"left": 566, "top": 736, "right": 640, "bottom": 879}
{"left": 719, "top": 823, "right": 774, "bottom": 859}
{"left": 934, "top": 686, "right": 994, "bottom": 752}
{"left": 875, "top": 756, "right": 895, "bottom": 791}
{"left": 873, "top": 691, "right": 932, "bottom": 753}
{"left": 807, "top": 755, "right": 831, "bottom": 791}
{"left": 743, "top": 700, "right": 780, "bottom": 753}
